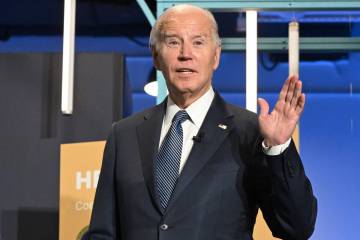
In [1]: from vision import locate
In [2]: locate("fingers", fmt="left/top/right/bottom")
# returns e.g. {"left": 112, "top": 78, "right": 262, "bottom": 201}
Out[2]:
{"left": 295, "top": 93, "right": 306, "bottom": 114}
{"left": 290, "top": 80, "right": 302, "bottom": 107}
{"left": 258, "top": 98, "right": 269, "bottom": 116}
{"left": 279, "top": 76, "right": 291, "bottom": 102}
{"left": 283, "top": 75, "right": 304, "bottom": 109}
{"left": 286, "top": 76, "right": 296, "bottom": 102}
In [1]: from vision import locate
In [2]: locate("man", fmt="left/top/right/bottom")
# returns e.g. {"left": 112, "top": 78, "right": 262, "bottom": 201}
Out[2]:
{"left": 86, "top": 4, "right": 317, "bottom": 240}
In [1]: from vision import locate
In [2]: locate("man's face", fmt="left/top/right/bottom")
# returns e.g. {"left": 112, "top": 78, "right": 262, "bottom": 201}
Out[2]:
{"left": 152, "top": 9, "right": 221, "bottom": 100}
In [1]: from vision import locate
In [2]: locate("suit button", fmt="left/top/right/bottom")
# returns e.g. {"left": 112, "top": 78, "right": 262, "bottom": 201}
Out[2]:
{"left": 160, "top": 224, "right": 168, "bottom": 230}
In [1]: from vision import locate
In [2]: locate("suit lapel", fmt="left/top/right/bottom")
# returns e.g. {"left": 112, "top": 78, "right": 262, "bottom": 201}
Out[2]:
{"left": 165, "top": 94, "right": 234, "bottom": 212}
{"left": 136, "top": 100, "right": 166, "bottom": 214}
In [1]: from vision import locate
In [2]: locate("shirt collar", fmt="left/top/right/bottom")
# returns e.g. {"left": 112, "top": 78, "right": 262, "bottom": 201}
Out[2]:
{"left": 164, "top": 87, "right": 215, "bottom": 128}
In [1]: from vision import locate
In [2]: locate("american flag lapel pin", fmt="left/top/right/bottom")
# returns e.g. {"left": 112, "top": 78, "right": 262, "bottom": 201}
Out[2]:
{"left": 218, "top": 124, "right": 227, "bottom": 130}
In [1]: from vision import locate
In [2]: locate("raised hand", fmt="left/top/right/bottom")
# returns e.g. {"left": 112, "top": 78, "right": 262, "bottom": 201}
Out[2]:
{"left": 258, "top": 75, "right": 305, "bottom": 147}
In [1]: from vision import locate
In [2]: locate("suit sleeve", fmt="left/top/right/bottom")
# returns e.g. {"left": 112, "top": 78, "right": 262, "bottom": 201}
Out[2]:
{"left": 246, "top": 138, "right": 317, "bottom": 240}
{"left": 86, "top": 124, "right": 119, "bottom": 240}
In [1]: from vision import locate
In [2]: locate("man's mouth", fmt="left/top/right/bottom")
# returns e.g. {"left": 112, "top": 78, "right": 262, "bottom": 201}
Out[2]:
{"left": 175, "top": 68, "right": 196, "bottom": 74}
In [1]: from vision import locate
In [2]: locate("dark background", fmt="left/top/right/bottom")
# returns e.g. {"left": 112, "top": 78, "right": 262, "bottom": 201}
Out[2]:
{"left": 0, "top": 53, "right": 128, "bottom": 240}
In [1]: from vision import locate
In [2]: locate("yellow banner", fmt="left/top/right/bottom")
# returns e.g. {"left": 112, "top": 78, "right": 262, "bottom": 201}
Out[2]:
{"left": 59, "top": 141, "right": 105, "bottom": 240}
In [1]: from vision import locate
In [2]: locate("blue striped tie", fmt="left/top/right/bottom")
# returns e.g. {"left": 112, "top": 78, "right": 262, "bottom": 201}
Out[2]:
{"left": 154, "top": 110, "right": 189, "bottom": 210}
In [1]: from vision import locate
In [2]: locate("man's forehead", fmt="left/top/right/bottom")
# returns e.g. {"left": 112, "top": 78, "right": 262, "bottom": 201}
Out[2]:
{"left": 163, "top": 13, "right": 209, "bottom": 25}
{"left": 162, "top": 29, "right": 209, "bottom": 38}
{"left": 160, "top": 19, "right": 211, "bottom": 37}
{"left": 160, "top": 9, "right": 212, "bottom": 28}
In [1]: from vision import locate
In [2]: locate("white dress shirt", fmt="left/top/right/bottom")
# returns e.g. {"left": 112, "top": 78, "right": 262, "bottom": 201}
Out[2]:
{"left": 159, "top": 87, "right": 291, "bottom": 174}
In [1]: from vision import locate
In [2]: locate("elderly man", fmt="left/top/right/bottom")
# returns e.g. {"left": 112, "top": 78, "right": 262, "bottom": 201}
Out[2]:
{"left": 86, "top": 4, "right": 317, "bottom": 240}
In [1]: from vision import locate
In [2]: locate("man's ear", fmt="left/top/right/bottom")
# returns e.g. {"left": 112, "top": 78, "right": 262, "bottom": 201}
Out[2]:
{"left": 151, "top": 46, "right": 160, "bottom": 70}
{"left": 212, "top": 45, "right": 222, "bottom": 70}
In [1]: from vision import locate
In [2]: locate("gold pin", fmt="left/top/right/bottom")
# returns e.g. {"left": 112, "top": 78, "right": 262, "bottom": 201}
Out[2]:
{"left": 218, "top": 124, "right": 227, "bottom": 130}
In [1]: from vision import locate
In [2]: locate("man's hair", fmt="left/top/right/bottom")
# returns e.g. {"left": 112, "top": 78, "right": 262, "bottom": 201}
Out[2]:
{"left": 149, "top": 4, "right": 221, "bottom": 51}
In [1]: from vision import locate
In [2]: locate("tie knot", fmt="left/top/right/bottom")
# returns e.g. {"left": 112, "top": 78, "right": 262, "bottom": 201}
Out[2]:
{"left": 172, "top": 110, "right": 189, "bottom": 124}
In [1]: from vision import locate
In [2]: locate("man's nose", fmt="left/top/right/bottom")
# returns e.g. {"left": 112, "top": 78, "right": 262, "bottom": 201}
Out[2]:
{"left": 178, "top": 42, "right": 192, "bottom": 61}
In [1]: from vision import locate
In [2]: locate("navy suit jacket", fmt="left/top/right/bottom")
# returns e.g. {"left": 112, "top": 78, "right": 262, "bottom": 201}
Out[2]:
{"left": 86, "top": 93, "right": 317, "bottom": 240}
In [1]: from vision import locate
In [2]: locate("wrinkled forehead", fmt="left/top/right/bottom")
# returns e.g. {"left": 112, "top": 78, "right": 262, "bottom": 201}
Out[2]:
{"left": 158, "top": 11, "right": 213, "bottom": 38}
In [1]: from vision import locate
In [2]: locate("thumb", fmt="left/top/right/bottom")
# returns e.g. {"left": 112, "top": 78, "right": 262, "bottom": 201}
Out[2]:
{"left": 258, "top": 98, "right": 269, "bottom": 116}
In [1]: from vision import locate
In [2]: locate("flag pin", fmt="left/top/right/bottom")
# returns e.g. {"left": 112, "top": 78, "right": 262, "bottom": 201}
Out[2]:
{"left": 218, "top": 124, "right": 227, "bottom": 130}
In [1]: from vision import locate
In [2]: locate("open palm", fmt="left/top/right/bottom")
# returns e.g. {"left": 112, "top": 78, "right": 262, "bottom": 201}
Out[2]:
{"left": 258, "top": 75, "right": 305, "bottom": 147}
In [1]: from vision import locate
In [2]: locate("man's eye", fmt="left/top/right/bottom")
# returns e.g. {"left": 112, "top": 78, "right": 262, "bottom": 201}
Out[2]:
{"left": 166, "top": 39, "right": 180, "bottom": 47}
{"left": 193, "top": 40, "right": 205, "bottom": 46}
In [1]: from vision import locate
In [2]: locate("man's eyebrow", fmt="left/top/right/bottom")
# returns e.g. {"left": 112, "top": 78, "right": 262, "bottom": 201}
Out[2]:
{"left": 163, "top": 33, "right": 181, "bottom": 38}
{"left": 192, "top": 35, "right": 207, "bottom": 38}
{"left": 162, "top": 34, "right": 207, "bottom": 38}
{"left": 192, "top": 35, "right": 207, "bottom": 40}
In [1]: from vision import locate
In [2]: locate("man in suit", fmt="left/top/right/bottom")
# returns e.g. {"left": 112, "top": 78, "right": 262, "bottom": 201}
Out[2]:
{"left": 86, "top": 4, "right": 317, "bottom": 240}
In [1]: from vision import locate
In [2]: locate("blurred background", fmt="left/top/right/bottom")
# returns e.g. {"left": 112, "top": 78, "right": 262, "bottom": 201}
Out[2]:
{"left": 0, "top": 1, "right": 359, "bottom": 239}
